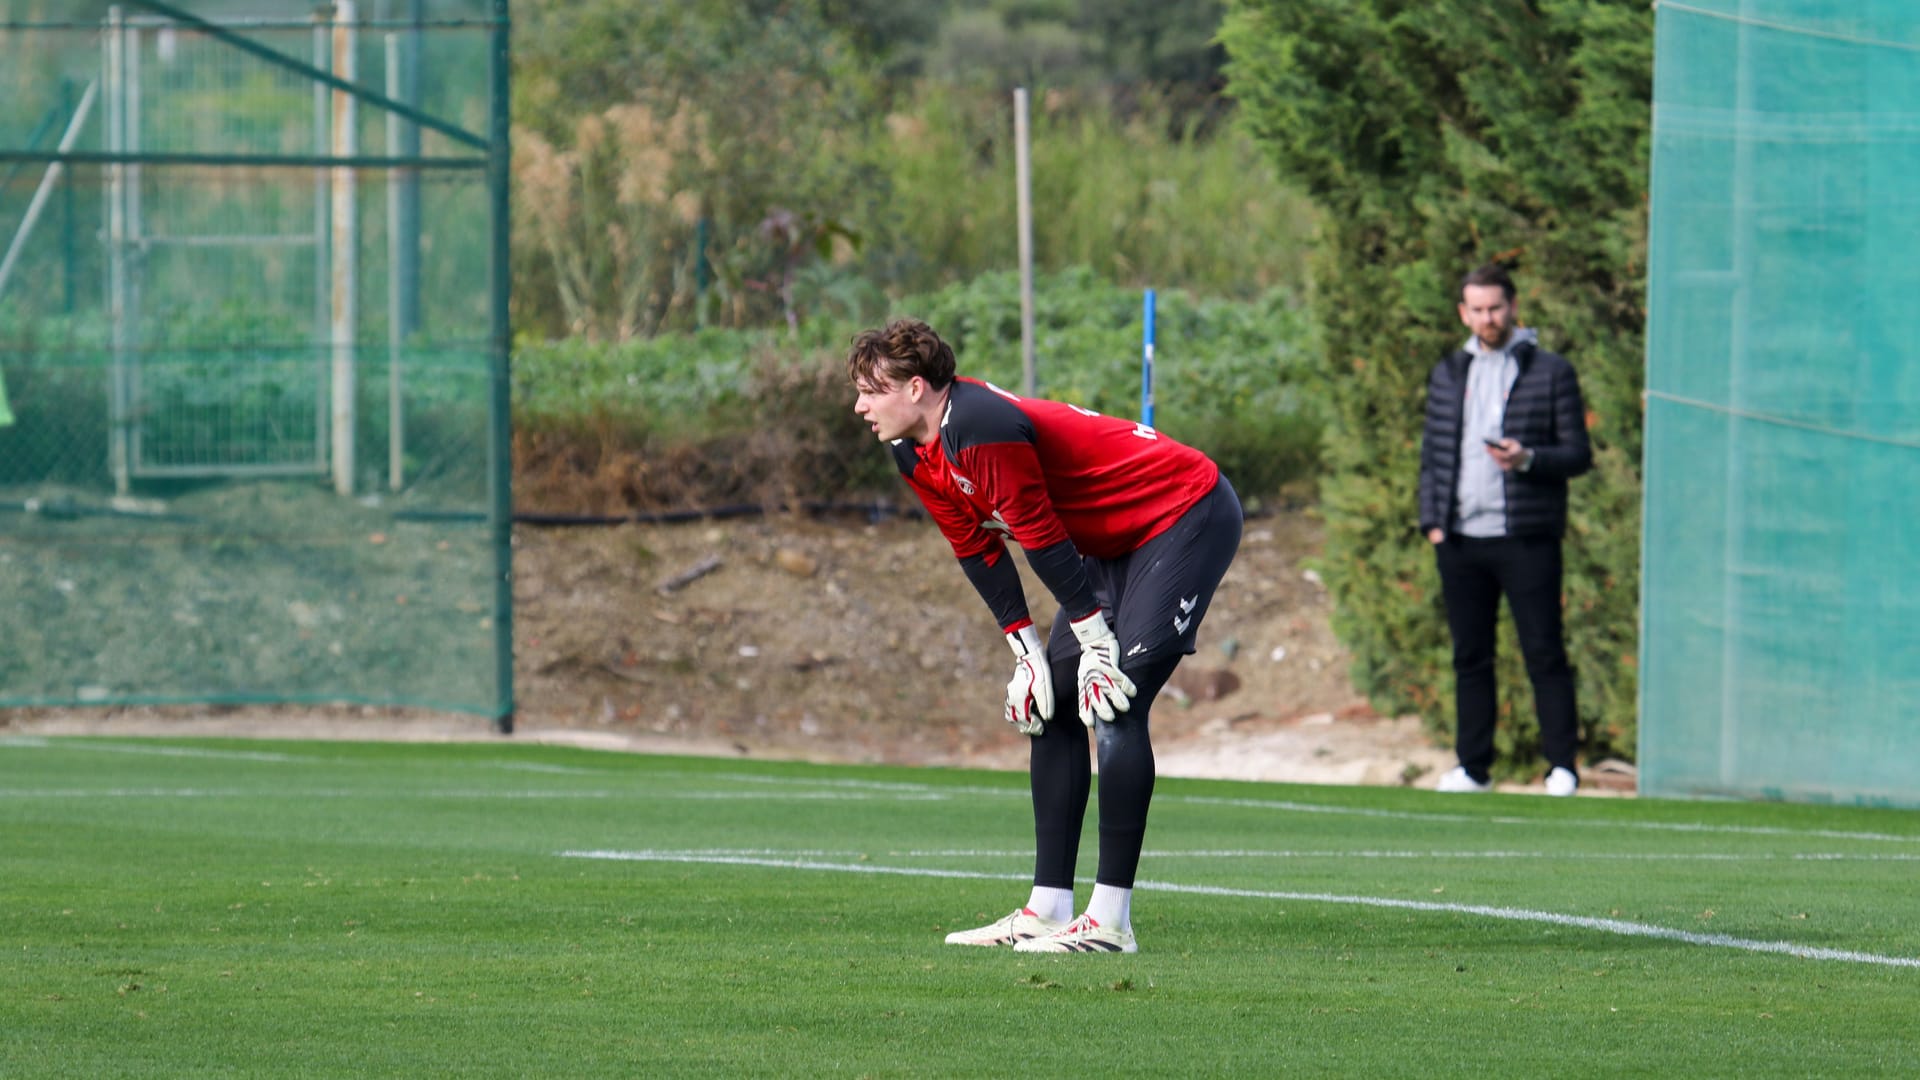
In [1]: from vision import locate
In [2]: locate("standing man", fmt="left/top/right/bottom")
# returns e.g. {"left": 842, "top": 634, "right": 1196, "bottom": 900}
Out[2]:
{"left": 1418, "top": 263, "right": 1592, "bottom": 796}
{"left": 849, "top": 318, "right": 1241, "bottom": 954}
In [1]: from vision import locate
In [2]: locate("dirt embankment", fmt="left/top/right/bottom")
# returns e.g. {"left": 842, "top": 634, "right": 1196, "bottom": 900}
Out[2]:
{"left": 502, "top": 509, "right": 1455, "bottom": 786}
{"left": 8, "top": 507, "right": 1467, "bottom": 787}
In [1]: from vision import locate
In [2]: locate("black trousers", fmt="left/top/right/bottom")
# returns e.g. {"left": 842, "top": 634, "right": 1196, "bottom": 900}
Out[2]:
{"left": 1029, "top": 476, "right": 1243, "bottom": 892}
{"left": 1434, "top": 534, "right": 1579, "bottom": 782}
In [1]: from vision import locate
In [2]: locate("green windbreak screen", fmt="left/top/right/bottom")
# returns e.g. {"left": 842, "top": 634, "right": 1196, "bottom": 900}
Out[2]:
{"left": 1642, "top": 2, "right": 1920, "bottom": 804}
{"left": 0, "top": 3, "right": 512, "bottom": 720}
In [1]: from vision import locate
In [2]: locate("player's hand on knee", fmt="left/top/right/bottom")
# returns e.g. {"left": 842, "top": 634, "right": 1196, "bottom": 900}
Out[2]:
{"left": 1003, "top": 624, "right": 1054, "bottom": 736}
{"left": 1069, "top": 610, "right": 1136, "bottom": 726}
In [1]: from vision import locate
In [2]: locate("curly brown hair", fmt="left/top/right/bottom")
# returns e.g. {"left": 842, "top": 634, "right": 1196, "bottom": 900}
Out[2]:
{"left": 845, "top": 318, "right": 956, "bottom": 392}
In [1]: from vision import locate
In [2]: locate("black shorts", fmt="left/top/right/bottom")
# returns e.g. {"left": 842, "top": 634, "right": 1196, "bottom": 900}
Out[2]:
{"left": 1046, "top": 474, "right": 1243, "bottom": 670}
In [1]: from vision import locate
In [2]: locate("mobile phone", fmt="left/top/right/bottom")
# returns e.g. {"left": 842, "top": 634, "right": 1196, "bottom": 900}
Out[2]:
{"left": 1482, "top": 437, "right": 1506, "bottom": 448}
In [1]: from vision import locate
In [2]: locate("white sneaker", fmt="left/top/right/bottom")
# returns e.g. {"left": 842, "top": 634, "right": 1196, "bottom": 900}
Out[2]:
{"left": 943, "top": 907, "right": 1065, "bottom": 947}
{"left": 1545, "top": 766, "right": 1578, "bottom": 797}
{"left": 1435, "top": 766, "right": 1491, "bottom": 793}
{"left": 1012, "top": 913, "right": 1138, "bottom": 954}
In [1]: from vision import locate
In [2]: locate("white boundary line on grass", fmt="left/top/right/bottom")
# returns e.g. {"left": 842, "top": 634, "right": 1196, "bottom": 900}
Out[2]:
{"left": 0, "top": 787, "right": 626, "bottom": 799}
{"left": 2, "top": 738, "right": 615, "bottom": 776}
{"left": 560, "top": 848, "right": 1920, "bottom": 970}
{"left": 575, "top": 846, "right": 1920, "bottom": 863}
{"left": 699, "top": 773, "right": 1920, "bottom": 845}
{"left": 8, "top": 748, "right": 1918, "bottom": 845}
{"left": 0, "top": 738, "right": 306, "bottom": 763}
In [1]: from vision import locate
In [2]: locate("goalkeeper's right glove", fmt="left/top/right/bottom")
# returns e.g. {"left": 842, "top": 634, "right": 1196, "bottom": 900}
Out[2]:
{"left": 1003, "top": 623, "right": 1054, "bottom": 736}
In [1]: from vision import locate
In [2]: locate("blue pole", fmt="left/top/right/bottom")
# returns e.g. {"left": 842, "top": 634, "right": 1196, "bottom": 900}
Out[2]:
{"left": 1141, "top": 288, "right": 1156, "bottom": 427}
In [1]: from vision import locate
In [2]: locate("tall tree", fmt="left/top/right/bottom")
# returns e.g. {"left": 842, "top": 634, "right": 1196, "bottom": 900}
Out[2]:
{"left": 1220, "top": 0, "right": 1653, "bottom": 769}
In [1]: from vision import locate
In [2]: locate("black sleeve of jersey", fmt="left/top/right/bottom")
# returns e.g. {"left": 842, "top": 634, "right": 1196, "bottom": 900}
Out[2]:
{"left": 1022, "top": 538, "right": 1099, "bottom": 622}
{"left": 958, "top": 551, "right": 1030, "bottom": 631}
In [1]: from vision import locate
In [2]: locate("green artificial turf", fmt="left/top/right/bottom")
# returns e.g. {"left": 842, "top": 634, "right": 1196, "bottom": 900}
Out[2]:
{"left": 3, "top": 736, "right": 1917, "bottom": 1077}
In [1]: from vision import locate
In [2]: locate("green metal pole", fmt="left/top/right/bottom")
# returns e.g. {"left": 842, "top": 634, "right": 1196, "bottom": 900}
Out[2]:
{"left": 487, "top": 0, "right": 515, "bottom": 734}
{"left": 61, "top": 78, "right": 76, "bottom": 314}
{"left": 395, "top": 0, "right": 422, "bottom": 337}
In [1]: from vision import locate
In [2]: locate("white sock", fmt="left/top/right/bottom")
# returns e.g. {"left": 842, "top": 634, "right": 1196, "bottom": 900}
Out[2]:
{"left": 1086, "top": 883, "right": 1132, "bottom": 931}
{"left": 1026, "top": 885, "right": 1074, "bottom": 923}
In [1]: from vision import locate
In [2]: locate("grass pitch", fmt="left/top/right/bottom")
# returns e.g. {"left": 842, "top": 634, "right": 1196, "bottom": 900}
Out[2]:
{"left": 3, "top": 735, "right": 1918, "bottom": 1076}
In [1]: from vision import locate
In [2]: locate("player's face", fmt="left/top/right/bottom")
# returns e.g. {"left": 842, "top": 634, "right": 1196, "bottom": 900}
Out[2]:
{"left": 1458, "top": 284, "right": 1515, "bottom": 350}
{"left": 853, "top": 375, "right": 927, "bottom": 444}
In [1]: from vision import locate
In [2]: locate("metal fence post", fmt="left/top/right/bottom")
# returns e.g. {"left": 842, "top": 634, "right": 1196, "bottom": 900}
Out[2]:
{"left": 488, "top": 0, "right": 515, "bottom": 733}
{"left": 329, "top": 0, "right": 358, "bottom": 496}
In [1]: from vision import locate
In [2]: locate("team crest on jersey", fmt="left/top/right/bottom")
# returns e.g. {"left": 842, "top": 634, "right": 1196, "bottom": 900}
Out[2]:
{"left": 951, "top": 468, "right": 975, "bottom": 495}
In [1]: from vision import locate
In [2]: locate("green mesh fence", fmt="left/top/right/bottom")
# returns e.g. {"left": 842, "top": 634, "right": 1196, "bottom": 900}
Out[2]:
{"left": 0, "top": 1, "right": 513, "bottom": 723}
{"left": 1642, "top": 2, "right": 1920, "bottom": 805}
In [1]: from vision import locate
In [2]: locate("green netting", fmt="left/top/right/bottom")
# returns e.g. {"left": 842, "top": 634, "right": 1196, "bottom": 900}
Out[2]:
{"left": 1642, "top": 1, "right": 1920, "bottom": 805}
{"left": 0, "top": 2, "right": 512, "bottom": 721}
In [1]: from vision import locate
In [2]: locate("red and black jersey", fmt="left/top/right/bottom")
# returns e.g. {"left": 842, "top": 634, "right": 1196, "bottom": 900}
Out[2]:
{"left": 889, "top": 378, "right": 1218, "bottom": 626}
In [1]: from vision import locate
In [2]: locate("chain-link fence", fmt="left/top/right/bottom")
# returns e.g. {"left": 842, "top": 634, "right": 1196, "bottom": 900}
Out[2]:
{"left": 0, "top": 1, "right": 513, "bottom": 725}
{"left": 1641, "top": 1, "right": 1920, "bottom": 805}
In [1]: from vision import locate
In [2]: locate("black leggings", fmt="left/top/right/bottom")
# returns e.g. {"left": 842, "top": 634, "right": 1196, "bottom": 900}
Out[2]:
{"left": 1028, "top": 652, "right": 1181, "bottom": 891}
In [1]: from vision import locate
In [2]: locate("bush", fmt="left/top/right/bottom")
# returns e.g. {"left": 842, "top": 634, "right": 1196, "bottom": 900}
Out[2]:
{"left": 511, "top": 0, "right": 1317, "bottom": 338}
{"left": 862, "top": 82, "right": 1317, "bottom": 303}
{"left": 510, "top": 267, "right": 1323, "bottom": 512}
{"left": 1222, "top": 0, "right": 1651, "bottom": 770}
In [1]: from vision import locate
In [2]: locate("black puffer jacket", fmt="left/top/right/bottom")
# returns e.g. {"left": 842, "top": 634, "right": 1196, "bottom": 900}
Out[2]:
{"left": 1416, "top": 339, "right": 1592, "bottom": 539}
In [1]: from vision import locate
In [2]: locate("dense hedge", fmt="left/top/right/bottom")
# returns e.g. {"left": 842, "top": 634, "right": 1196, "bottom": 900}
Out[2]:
{"left": 512, "top": 267, "right": 1323, "bottom": 512}
{"left": 1221, "top": 0, "right": 1651, "bottom": 769}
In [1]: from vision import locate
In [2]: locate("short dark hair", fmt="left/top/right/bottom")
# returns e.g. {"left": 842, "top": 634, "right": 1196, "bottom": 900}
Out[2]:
{"left": 1460, "top": 263, "right": 1516, "bottom": 303}
{"left": 846, "top": 318, "right": 956, "bottom": 392}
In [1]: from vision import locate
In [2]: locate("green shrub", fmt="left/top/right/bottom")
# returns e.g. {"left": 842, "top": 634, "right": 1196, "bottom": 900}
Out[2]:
{"left": 510, "top": 2, "right": 1317, "bottom": 338}
{"left": 1222, "top": 0, "right": 1650, "bottom": 769}
{"left": 511, "top": 267, "right": 1324, "bottom": 510}
{"left": 901, "top": 266, "right": 1322, "bottom": 500}
{"left": 863, "top": 82, "right": 1317, "bottom": 303}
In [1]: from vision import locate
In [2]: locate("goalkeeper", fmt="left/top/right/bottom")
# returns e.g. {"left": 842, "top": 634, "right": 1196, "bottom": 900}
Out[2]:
{"left": 848, "top": 318, "right": 1242, "bottom": 954}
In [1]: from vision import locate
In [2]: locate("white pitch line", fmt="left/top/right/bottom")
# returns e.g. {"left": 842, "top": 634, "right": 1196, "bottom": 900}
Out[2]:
{"left": 563, "top": 849, "right": 1022, "bottom": 883}
{"left": 0, "top": 739, "right": 307, "bottom": 763}
{"left": 1147, "top": 849, "right": 1920, "bottom": 862}
{"left": 671, "top": 791, "right": 955, "bottom": 801}
{"left": 0, "top": 787, "right": 624, "bottom": 799}
{"left": 1178, "top": 794, "right": 1920, "bottom": 844}
{"left": 0, "top": 788, "right": 282, "bottom": 798}
{"left": 676, "top": 786, "right": 1920, "bottom": 845}
{"left": 557, "top": 845, "right": 1920, "bottom": 865}
{"left": 8, "top": 750, "right": 1918, "bottom": 846}
{"left": 666, "top": 772, "right": 1920, "bottom": 846}
{"left": 1146, "top": 878, "right": 1920, "bottom": 969}
{"left": 488, "top": 762, "right": 612, "bottom": 776}
{"left": 571, "top": 847, "right": 1920, "bottom": 863}
{"left": 5, "top": 738, "right": 615, "bottom": 777}
{"left": 710, "top": 772, "right": 992, "bottom": 794}
{"left": 0, "top": 786, "right": 888, "bottom": 801}
{"left": 560, "top": 849, "right": 1920, "bottom": 969}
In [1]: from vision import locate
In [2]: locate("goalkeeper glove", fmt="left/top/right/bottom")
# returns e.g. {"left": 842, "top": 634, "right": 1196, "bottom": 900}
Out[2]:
{"left": 1003, "top": 624, "right": 1054, "bottom": 736}
{"left": 1070, "top": 609, "right": 1136, "bottom": 726}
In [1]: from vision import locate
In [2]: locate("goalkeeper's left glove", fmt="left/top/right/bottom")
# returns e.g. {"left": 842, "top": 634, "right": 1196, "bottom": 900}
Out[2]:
{"left": 1069, "top": 609, "right": 1136, "bottom": 727}
{"left": 1003, "top": 623, "right": 1054, "bottom": 736}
